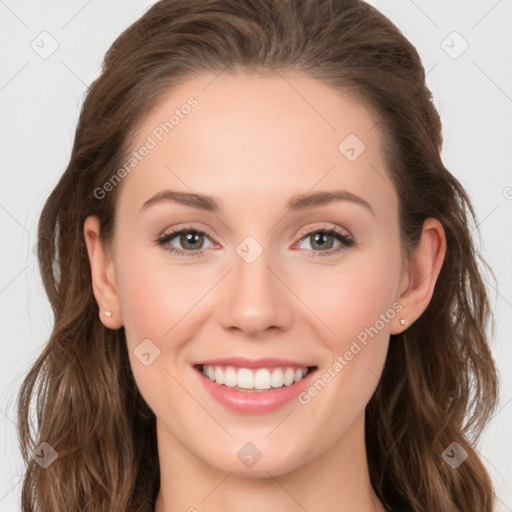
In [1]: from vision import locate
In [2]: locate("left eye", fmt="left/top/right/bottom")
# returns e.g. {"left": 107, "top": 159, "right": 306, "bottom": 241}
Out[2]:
{"left": 296, "top": 229, "right": 348, "bottom": 251}
{"left": 293, "top": 227, "right": 355, "bottom": 258}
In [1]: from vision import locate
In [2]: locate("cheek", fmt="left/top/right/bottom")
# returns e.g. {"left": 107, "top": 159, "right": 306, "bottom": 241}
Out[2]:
{"left": 316, "top": 246, "right": 401, "bottom": 404}
{"left": 113, "top": 247, "right": 200, "bottom": 426}
{"left": 300, "top": 246, "right": 401, "bottom": 346}
{"left": 113, "top": 245, "right": 215, "bottom": 397}
{"left": 114, "top": 244, "right": 207, "bottom": 342}
{"left": 301, "top": 244, "right": 401, "bottom": 403}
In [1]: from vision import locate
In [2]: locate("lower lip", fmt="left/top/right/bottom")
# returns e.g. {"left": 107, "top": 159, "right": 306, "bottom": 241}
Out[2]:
{"left": 195, "top": 367, "right": 317, "bottom": 414}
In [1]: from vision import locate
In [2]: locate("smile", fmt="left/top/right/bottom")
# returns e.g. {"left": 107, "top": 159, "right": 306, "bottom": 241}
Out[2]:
{"left": 193, "top": 358, "right": 318, "bottom": 414}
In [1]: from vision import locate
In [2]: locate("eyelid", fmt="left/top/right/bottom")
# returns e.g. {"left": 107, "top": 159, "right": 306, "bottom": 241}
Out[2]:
{"left": 295, "top": 223, "right": 351, "bottom": 240}
{"left": 158, "top": 224, "right": 218, "bottom": 242}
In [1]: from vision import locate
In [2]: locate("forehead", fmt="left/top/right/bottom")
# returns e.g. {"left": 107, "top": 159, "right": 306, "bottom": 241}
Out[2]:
{"left": 117, "top": 71, "right": 395, "bottom": 217}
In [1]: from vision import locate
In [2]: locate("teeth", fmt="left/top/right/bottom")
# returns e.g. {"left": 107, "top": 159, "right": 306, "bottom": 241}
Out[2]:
{"left": 254, "top": 368, "right": 271, "bottom": 390}
{"left": 283, "top": 368, "right": 295, "bottom": 386}
{"left": 200, "top": 365, "right": 309, "bottom": 390}
{"left": 224, "top": 367, "right": 237, "bottom": 387}
{"left": 237, "top": 368, "right": 254, "bottom": 389}
{"left": 214, "top": 366, "right": 224, "bottom": 385}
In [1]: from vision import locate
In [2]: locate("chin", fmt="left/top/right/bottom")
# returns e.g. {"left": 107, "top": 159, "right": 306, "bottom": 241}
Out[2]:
{"left": 200, "top": 438, "right": 310, "bottom": 478}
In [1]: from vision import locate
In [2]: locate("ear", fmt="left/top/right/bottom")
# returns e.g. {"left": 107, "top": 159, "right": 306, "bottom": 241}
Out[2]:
{"left": 391, "top": 218, "right": 447, "bottom": 334}
{"left": 83, "top": 216, "right": 123, "bottom": 329}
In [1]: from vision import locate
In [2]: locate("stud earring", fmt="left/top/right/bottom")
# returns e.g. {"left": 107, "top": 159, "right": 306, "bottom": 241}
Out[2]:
{"left": 399, "top": 318, "right": 408, "bottom": 326}
{"left": 105, "top": 310, "right": 113, "bottom": 317}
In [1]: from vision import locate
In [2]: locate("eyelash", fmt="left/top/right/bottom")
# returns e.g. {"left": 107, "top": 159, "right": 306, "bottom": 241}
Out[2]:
{"left": 155, "top": 225, "right": 355, "bottom": 258}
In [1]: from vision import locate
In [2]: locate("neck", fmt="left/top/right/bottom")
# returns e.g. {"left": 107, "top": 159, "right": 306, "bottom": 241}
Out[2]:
{"left": 154, "top": 412, "right": 385, "bottom": 512}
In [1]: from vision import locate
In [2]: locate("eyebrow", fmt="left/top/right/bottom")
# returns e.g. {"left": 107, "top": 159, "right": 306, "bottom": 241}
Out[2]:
{"left": 140, "top": 189, "right": 375, "bottom": 216}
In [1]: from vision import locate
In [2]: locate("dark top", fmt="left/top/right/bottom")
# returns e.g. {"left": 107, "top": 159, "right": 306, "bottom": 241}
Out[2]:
{"left": 388, "top": 505, "right": 413, "bottom": 512}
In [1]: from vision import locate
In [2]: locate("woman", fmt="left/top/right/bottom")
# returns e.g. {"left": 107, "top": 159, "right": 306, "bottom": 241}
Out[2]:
{"left": 17, "top": 0, "right": 499, "bottom": 511}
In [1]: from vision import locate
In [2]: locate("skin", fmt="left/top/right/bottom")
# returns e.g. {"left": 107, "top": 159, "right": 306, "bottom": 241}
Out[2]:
{"left": 84, "top": 72, "right": 446, "bottom": 512}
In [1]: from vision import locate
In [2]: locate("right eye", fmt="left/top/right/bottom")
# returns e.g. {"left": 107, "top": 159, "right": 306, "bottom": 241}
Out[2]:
{"left": 156, "top": 227, "right": 216, "bottom": 257}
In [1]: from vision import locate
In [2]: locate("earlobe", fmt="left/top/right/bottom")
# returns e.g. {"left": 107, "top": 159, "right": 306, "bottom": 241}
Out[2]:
{"left": 83, "top": 216, "right": 124, "bottom": 329}
{"left": 391, "top": 218, "right": 446, "bottom": 334}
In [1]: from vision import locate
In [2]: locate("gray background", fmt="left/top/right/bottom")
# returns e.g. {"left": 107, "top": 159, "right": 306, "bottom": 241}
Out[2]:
{"left": 1, "top": 0, "right": 511, "bottom": 510}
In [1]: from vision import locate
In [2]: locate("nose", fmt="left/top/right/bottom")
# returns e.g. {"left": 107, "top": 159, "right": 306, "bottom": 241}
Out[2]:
{"left": 217, "top": 242, "right": 293, "bottom": 338}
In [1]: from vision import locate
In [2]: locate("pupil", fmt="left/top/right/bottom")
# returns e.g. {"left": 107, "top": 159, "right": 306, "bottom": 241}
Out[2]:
{"left": 182, "top": 232, "right": 203, "bottom": 250}
{"left": 312, "top": 233, "right": 333, "bottom": 250}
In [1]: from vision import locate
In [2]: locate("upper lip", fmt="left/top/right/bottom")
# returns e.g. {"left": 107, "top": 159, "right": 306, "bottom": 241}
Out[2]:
{"left": 193, "top": 357, "right": 313, "bottom": 368}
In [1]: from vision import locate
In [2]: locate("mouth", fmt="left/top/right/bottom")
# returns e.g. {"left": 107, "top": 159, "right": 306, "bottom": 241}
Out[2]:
{"left": 193, "top": 364, "right": 318, "bottom": 392}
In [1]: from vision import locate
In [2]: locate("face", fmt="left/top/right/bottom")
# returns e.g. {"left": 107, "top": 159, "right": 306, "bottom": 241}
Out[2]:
{"left": 97, "top": 72, "right": 410, "bottom": 476}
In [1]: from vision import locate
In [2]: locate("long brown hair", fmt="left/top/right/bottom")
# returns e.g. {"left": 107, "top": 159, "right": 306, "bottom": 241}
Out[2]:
{"left": 17, "top": 0, "right": 499, "bottom": 510}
